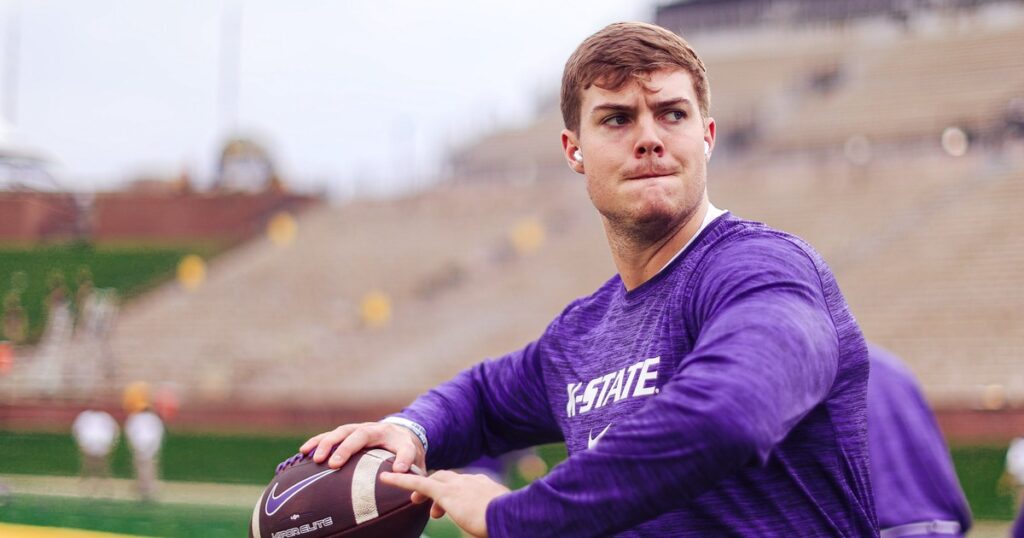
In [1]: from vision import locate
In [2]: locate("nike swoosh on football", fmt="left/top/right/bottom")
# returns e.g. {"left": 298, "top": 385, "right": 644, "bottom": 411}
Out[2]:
{"left": 588, "top": 424, "right": 612, "bottom": 449}
{"left": 265, "top": 468, "right": 338, "bottom": 516}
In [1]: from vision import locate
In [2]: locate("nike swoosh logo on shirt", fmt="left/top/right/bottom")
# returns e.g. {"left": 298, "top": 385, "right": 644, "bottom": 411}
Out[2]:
{"left": 588, "top": 424, "right": 612, "bottom": 449}
{"left": 264, "top": 468, "right": 338, "bottom": 516}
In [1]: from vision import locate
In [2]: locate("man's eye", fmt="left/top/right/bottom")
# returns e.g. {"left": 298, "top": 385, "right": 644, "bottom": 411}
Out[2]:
{"left": 604, "top": 115, "right": 629, "bottom": 126}
{"left": 665, "top": 110, "right": 686, "bottom": 122}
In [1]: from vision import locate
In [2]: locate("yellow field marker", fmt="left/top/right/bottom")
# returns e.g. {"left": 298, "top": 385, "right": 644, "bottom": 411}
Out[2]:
{"left": 176, "top": 254, "right": 207, "bottom": 291}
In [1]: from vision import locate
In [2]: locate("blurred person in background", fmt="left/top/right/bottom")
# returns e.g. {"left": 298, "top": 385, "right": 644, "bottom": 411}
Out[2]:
{"left": 37, "top": 271, "right": 74, "bottom": 395}
{"left": 1006, "top": 437, "right": 1024, "bottom": 500}
{"left": 74, "top": 267, "right": 94, "bottom": 325}
{"left": 1005, "top": 437, "right": 1024, "bottom": 536}
{"left": 71, "top": 408, "right": 119, "bottom": 495}
{"left": 43, "top": 270, "right": 72, "bottom": 341}
{"left": 125, "top": 406, "right": 164, "bottom": 501}
{"left": 123, "top": 383, "right": 165, "bottom": 501}
{"left": 866, "top": 343, "right": 971, "bottom": 537}
{"left": 2, "top": 291, "right": 27, "bottom": 344}
{"left": 72, "top": 268, "right": 120, "bottom": 387}
{"left": 298, "top": 22, "right": 876, "bottom": 537}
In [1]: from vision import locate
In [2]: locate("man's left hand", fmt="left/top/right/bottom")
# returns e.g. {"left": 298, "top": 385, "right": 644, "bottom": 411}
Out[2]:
{"left": 380, "top": 469, "right": 510, "bottom": 538}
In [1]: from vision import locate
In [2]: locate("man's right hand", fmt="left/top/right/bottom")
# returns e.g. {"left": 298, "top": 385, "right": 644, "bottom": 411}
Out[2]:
{"left": 299, "top": 422, "right": 426, "bottom": 473}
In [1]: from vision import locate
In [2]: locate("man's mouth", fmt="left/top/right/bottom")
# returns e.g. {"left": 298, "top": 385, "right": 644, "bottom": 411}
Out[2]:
{"left": 626, "top": 170, "right": 674, "bottom": 180}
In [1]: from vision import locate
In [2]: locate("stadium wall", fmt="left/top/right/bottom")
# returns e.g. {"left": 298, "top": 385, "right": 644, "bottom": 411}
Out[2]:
{"left": 0, "top": 193, "right": 81, "bottom": 242}
{"left": 0, "top": 191, "right": 319, "bottom": 243}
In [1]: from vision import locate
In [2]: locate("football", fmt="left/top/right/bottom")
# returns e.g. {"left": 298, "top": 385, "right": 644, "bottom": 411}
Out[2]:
{"left": 250, "top": 448, "right": 430, "bottom": 538}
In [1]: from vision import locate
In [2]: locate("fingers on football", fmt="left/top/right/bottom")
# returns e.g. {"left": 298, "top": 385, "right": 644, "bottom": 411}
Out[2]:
{"left": 329, "top": 423, "right": 386, "bottom": 468}
{"left": 382, "top": 472, "right": 447, "bottom": 518}
{"left": 382, "top": 472, "right": 438, "bottom": 496}
{"left": 410, "top": 491, "right": 431, "bottom": 505}
{"left": 299, "top": 433, "right": 325, "bottom": 455}
{"left": 392, "top": 436, "right": 420, "bottom": 473}
{"left": 310, "top": 423, "right": 358, "bottom": 463}
{"left": 408, "top": 490, "right": 444, "bottom": 518}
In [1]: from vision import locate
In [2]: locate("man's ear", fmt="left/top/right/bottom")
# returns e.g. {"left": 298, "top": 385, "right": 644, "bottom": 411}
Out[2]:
{"left": 561, "top": 129, "right": 584, "bottom": 175}
{"left": 703, "top": 118, "right": 716, "bottom": 158}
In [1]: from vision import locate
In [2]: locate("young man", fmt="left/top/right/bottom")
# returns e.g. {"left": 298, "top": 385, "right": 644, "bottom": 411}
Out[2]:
{"left": 302, "top": 22, "right": 877, "bottom": 536}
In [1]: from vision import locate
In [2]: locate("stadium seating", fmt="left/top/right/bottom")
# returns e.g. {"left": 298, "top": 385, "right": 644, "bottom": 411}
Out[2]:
{"left": 101, "top": 180, "right": 612, "bottom": 408}
{"left": 759, "top": 24, "right": 1024, "bottom": 150}
{"left": 5, "top": 7, "right": 1022, "bottom": 415}
{"left": 713, "top": 147, "right": 1024, "bottom": 405}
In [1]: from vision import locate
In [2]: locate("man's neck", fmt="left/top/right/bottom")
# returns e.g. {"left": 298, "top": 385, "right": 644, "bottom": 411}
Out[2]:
{"left": 608, "top": 198, "right": 710, "bottom": 291}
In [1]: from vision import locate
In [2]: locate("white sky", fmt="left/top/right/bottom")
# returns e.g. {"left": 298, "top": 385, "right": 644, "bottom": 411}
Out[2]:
{"left": 0, "top": 0, "right": 657, "bottom": 196}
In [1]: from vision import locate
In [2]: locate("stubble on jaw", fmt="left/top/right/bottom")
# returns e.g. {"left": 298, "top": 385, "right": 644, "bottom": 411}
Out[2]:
{"left": 590, "top": 177, "right": 705, "bottom": 253}
{"left": 597, "top": 209, "right": 695, "bottom": 273}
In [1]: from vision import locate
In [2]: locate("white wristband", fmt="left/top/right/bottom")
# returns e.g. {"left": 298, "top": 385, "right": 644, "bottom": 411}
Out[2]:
{"left": 380, "top": 416, "right": 428, "bottom": 454}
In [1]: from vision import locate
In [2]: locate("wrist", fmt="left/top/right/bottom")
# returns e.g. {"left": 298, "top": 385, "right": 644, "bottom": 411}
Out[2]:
{"left": 380, "top": 416, "right": 429, "bottom": 454}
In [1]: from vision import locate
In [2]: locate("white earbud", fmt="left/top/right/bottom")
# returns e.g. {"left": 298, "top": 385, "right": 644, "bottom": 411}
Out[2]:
{"left": 704, "top": 141, "right": 710, "bottom": 157}
{"left": 573, "top": 149, "right": 583, "bottom": 163}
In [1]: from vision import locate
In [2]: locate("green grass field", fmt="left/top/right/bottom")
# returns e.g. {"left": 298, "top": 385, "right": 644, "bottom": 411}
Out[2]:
{"left": 0, "top": 430, "right": 1016, "bottom": 536}
{"left": 0, "top": 431, "right": 562, "bottom": 537}
{"left": 0, "top": 494, "right": 465, "bottom": 538}
{"left": 951, "top": 444, "right": 1019, "bottom": 520}
{"left": 0, "top": 431, "right": 298, "bottom": 485}
{"left": 0, "top": 495, "right": 250, "bottom": 537}
{"left": 0, "top": 242, "right": 223, "bottom": 343}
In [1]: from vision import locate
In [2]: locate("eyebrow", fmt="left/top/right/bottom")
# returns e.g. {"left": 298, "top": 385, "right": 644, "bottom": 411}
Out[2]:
{"left": 590, "top": 97, "right": 693, "bottom": 116}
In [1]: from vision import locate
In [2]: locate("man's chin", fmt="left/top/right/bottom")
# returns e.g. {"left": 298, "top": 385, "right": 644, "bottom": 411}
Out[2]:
{"left": 606, "top": 207, "right": 683, "bottom": 243}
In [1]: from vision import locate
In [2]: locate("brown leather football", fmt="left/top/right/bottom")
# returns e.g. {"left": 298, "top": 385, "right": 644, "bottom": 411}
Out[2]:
{"left": 250, "top": 448, "right": 430, "bottom": 538}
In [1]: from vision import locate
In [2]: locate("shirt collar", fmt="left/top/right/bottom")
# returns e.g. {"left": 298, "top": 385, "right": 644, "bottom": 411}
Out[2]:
{"left": 655, "top": 202, "right": 726, "bottom": 275}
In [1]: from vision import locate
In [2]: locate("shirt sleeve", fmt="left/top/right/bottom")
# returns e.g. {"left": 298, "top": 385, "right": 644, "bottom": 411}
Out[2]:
{"left": 486, "top": 236, "right": 842, "bottom": 537}
{"left": 391, "top": 324, "right": 567, "bottom": 470}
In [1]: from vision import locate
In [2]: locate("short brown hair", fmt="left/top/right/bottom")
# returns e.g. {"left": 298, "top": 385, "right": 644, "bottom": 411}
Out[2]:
{"left": 560, "top": 22, "right": 710, "bottom": 133}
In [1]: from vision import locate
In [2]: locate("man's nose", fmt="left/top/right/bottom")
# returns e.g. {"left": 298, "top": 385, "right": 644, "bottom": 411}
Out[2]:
{"left": 633, "top": 116, "right": 665, "bottom": 159}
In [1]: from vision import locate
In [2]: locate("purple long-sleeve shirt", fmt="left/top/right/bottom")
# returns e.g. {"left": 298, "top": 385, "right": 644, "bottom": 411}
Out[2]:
{"left": 394, "top": 213, "right": 877, "bottom": 537}
{"left": 867, "top": 343, "right": 972, "bottom": 537}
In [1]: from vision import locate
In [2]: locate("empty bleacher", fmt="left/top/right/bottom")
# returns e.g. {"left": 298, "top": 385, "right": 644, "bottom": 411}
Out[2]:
{"left": 7, "top": 6, "right": 1022, "bottom": 417}
{"left": 713, "top": 147, "right": 1024, "bottom": 405}
{"left": 760, "top": 23, "right": 1024, "bottom": 150}
{"left": 102, "top": 179, "right": 613, "bottom": 408}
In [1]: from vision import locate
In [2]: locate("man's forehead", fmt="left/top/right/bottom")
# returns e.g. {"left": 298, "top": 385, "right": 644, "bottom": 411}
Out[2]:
{"left": 584, "top": 69, "right": 697, "bottom": 108}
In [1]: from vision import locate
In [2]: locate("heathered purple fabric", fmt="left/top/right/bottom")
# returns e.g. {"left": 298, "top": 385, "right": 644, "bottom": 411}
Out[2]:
{"left": 394, "top": 214, "right": 877, "bottom": 537}
{"left": 867, "top": 343, "right": 972, "bottom": 536}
